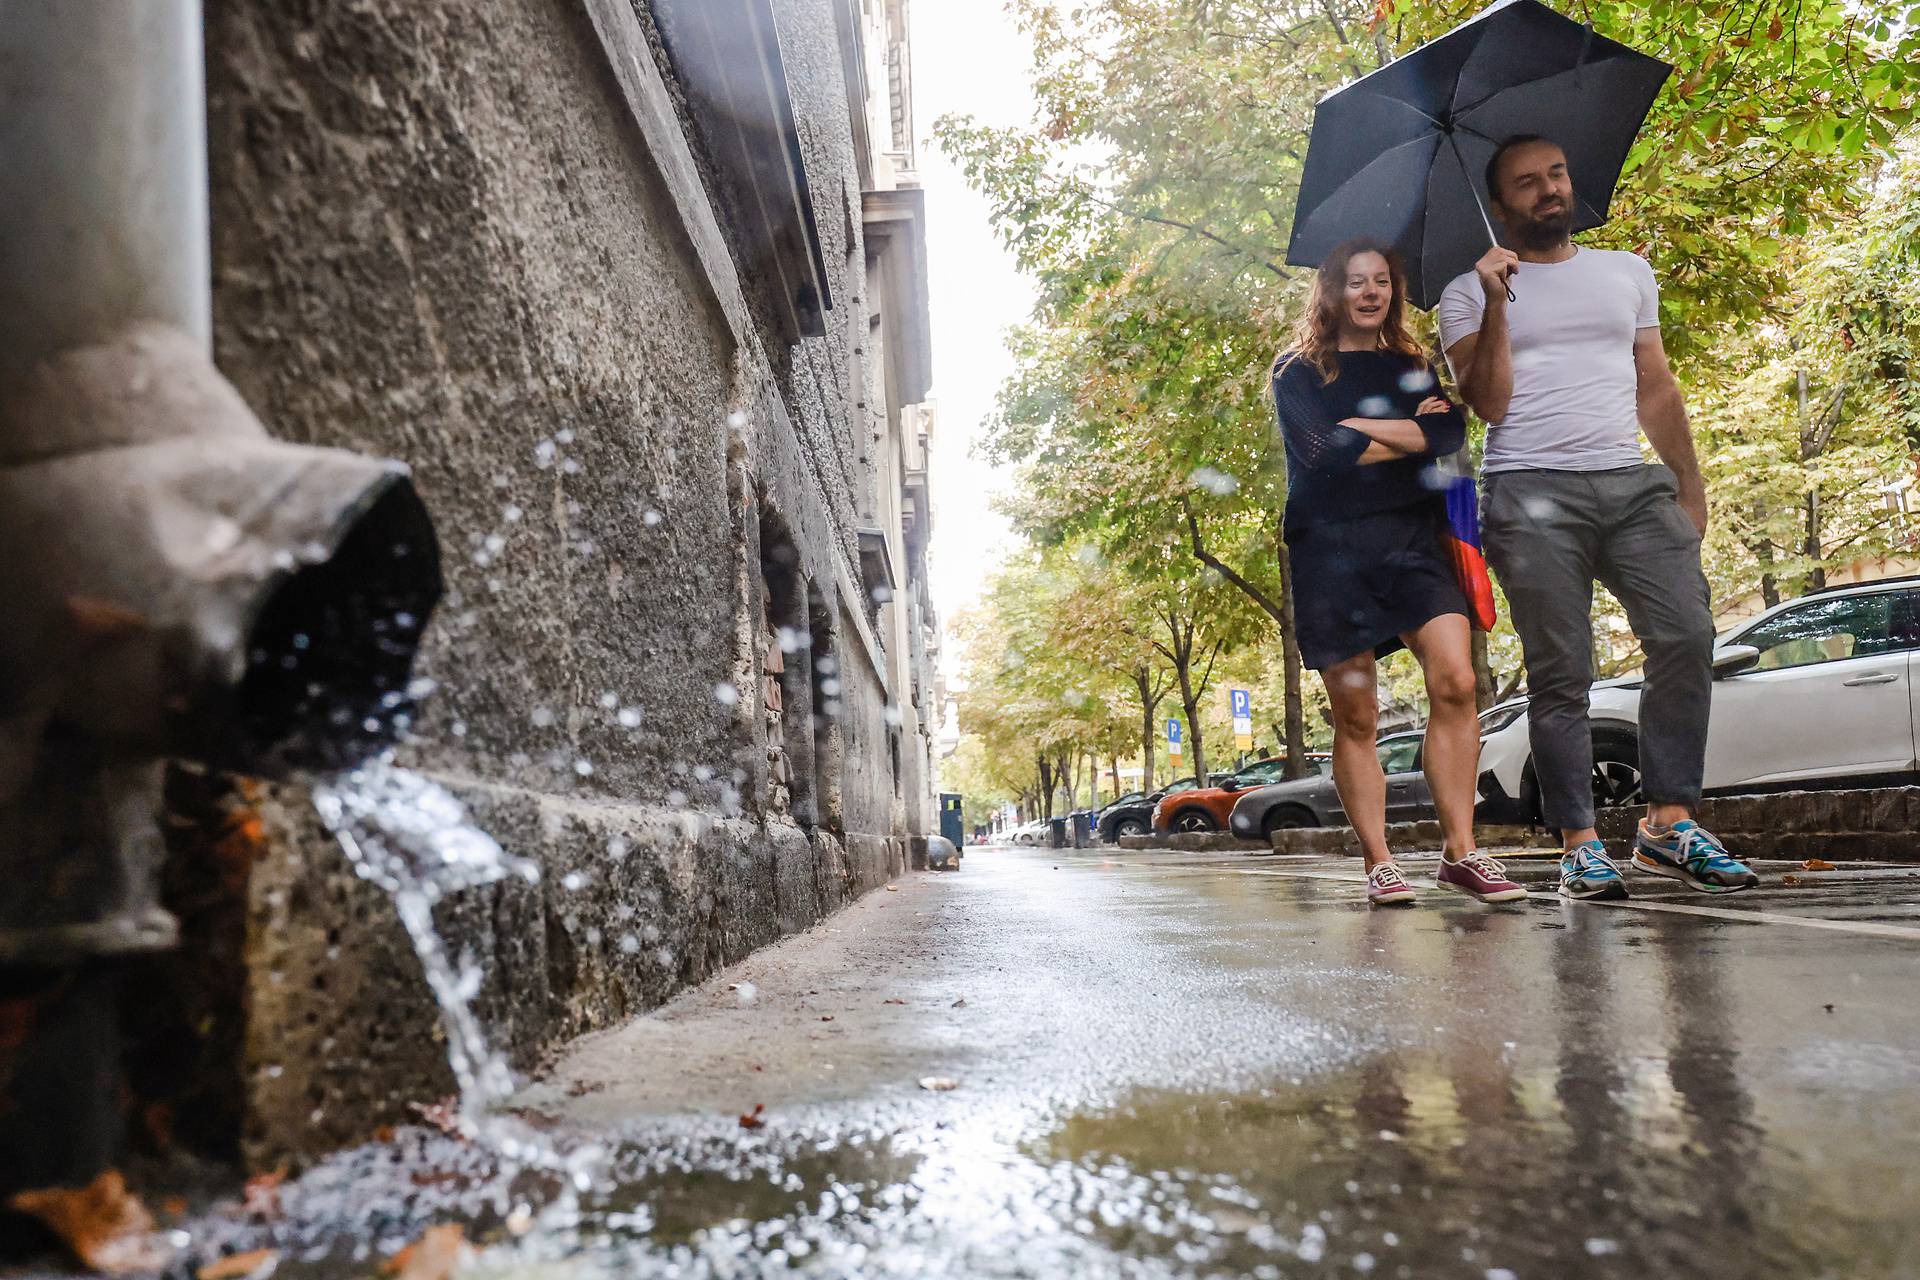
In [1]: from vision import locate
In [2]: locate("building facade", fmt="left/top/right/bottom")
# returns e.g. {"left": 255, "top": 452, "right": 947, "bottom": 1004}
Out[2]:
{"left": 176, "top": 0, "right": 937, "bottom": 1159}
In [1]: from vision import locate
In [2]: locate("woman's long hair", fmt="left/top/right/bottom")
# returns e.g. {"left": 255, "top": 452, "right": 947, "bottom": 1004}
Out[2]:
{"left": 1277, "top": 237, "right": 1425, "bottom": 384}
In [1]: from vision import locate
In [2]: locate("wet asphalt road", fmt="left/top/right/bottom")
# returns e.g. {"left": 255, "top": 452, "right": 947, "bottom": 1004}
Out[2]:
{"left": 17, "top": 843, "right": 1920, "bottom": 1279}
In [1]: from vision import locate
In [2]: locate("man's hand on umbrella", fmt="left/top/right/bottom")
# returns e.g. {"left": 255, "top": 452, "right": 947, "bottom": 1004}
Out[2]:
{"left": 1475, "top": 246, "right": 1520, "bottom": 302}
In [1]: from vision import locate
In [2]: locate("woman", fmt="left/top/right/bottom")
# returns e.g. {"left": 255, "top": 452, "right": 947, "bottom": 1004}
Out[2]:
{"left": 1271, "top": 238, "right": 1526, "bottom": 908}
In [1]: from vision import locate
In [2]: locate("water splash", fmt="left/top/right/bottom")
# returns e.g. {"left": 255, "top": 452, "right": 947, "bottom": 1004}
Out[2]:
{"left": 311, "top": 756, "right": 603, "bottom": 1212}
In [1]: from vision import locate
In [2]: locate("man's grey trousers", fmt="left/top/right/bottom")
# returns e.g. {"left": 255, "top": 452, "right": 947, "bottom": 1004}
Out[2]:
{"left": 1480, "top": 464, "right": 1716, "bottom": 831}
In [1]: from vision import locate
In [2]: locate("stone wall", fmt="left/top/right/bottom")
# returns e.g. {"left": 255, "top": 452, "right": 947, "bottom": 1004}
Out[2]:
{"left": 188, "top": 0, "right": 922, "bottom": 1162}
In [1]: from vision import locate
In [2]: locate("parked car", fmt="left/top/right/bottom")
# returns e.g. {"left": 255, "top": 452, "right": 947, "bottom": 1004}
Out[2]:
{"left": 1153, "top": 756, "right": 1306, "bottom": 833}
{"left": 1476, "top": 576, "right": 1920, "bottom": 824}
{"left": 1099, "top": 777, "right": 1204, "bottom": 842}
{"left": 1229, "top": 743, "right": 1410, "bottom": 837}
{"left": 1007, "top": 820, "right": 1049, "bottom": 846}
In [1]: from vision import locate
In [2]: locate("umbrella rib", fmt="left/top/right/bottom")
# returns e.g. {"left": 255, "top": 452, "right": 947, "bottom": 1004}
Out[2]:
{"left": 1347, "top": 87, "right": 1447, "bottom": 131}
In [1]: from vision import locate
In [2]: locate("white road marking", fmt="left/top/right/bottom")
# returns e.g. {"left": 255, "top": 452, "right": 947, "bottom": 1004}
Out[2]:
{"left": 1228, "top": 865, "right": 1920, "bottom": 943}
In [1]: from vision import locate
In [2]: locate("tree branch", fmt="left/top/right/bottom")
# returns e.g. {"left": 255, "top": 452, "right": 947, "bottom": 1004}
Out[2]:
{"left": 1183, "top": 498, "right": 1289, "bottom": 624}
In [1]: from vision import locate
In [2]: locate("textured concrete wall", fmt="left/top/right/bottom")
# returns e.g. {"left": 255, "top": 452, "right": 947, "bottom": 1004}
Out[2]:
{"left": 197, "top": 0, "right": 913, "bottom": 1161}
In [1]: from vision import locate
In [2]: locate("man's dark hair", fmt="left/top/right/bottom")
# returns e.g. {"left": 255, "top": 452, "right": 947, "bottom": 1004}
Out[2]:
{"left": 1484, "top": 134, "right": 1558, "bottom": 204}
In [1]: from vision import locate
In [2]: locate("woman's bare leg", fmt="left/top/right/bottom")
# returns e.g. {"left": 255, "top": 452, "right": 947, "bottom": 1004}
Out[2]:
{"left": 1321, "top": 651, "right": 1390, "bottom": 870}
{"left": 1403, "top": 613, "right": 1480, "bottom": 861}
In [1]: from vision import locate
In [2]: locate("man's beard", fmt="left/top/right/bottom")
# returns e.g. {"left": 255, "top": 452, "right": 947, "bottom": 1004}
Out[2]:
{"left": 1513, "top": 203, "right": 1574, "bottom": 250}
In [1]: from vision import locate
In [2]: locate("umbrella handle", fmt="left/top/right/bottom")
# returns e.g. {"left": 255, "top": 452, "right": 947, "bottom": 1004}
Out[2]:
{"left": 1455, "top": 135, "right": 1518, "bottom": 304}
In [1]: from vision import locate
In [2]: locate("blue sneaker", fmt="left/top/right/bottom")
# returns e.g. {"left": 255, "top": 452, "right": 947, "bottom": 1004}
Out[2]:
{"left": 1559, "top": 840, "right": 1628, "bottom": 900}
{"left": 1631, "top": 820, "right": 1760, "bottom": 894}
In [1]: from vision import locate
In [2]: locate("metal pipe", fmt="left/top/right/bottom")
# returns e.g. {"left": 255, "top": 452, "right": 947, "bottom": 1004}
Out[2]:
{"left": 0, "top": 0, "right": 210, "bottom": 386}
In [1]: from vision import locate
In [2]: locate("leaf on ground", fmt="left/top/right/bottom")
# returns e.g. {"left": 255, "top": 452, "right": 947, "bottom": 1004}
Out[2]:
{"left": 918, "top": 1077, "right": 960, "bottom": 1092}
{"left": 409, "top": 1097, "right": 470, "bottom": 1141}
{"left": 6, "top": 1170, "right": 174, "bottom": 1274}
{"left": 1782, "top": 873, "right": 1801, "bottom": 886}
{"left": 951, "top": 998, "right": 967, "bottom": 1008}
{"left": 739, "top": 1103, "right": 767, "bottom": 1130}
{"left": 1800, "top": 858, "right": 1837, "bottom": 871}
{"left": 241, "top": 1168, "right": 286, "bottom": 1219}
{"left": 379, "top": 1225, "right": 471, "bottom": 1280}
{"left": 198, "top": 1247, "right": 281, "bottom": 1279}
{"left": 883, "top": 998, "right": 906, "bottom": 1005}
{"left": 820, "top": 1015, "right": 835, "bottom": 1022}
{"left": 885, "top": 884, "right": 899, "bottom": 892}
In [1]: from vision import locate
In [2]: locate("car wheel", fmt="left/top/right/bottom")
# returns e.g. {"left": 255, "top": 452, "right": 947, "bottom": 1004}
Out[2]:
{"left": 1523, "top": 734, "right": 1643, "bottom": 825}
{"left": 1592, "top": 735, "right": 1643, "bottom": 810}
{"left": 1172, "top": 809, "right": 1218, "bottom": 833}
{"left": 1262, "top": 805, "right": 1317, "bottom": 836}
{"left": 1114, "top": 817, "right": 1148, "bottom": 840}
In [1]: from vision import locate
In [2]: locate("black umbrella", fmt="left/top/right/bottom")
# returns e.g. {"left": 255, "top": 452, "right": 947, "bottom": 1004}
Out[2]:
{"left": 1284, "top": 0, "right": 1671, "bottom": 309}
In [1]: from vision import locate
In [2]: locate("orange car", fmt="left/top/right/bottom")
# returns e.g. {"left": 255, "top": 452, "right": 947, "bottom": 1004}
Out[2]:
{"left": 1152, "top": 757, "right": 1297, "bottom": 833}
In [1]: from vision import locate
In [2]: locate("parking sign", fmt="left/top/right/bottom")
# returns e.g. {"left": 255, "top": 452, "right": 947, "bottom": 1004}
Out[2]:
{"left": 1230, "top": 688, "right": 1253, "bottom": 751}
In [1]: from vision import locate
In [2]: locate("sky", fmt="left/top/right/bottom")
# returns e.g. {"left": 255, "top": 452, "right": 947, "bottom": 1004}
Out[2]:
{"left": 910, "top": 0, "right": 1037, "bottom": 645}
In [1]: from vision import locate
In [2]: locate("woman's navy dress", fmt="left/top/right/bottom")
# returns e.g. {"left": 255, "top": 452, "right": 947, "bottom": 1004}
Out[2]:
{"left": 1272, "top": 348, "right": 1469, "bottom": 671}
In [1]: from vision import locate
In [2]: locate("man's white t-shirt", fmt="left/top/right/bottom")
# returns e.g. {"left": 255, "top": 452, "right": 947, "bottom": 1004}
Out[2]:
{"left": 1436, "top": 246, "right": 1660, "bottom": 474}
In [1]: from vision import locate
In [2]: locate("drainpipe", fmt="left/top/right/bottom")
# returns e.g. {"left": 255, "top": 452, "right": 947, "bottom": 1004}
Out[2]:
{"left": 0, "top": 0, "right": 441, "bottom": 1191}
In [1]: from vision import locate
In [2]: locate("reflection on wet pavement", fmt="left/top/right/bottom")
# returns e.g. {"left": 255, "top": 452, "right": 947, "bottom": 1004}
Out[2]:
{"left": 12, "top": 849, "right": 1919, "bottom": 1278}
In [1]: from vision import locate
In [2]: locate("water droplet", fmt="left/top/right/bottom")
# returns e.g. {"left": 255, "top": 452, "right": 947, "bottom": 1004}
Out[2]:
{"left": 562, "top": 872, "right": 587, "bottom": 891}
{"left": 205, "top": 517, "right": 243, "bottom": 553}
{"left": 533, "top": 439, "right": 557, "bottom": 468}
{"left": 561, "top": 458, "right": 582, "bottom": 475}
{"left": 607, "top": 837, "right": 629, "bottom": 860}
{"left": 599, "top": 692, "right": 619, "bottom": 709}
{"left": 667, "top": 788, "right": 688, "bottom": 807}
{"left": 1398, "top": 366, "right": 1437, "bottom": 393}
{"left": 531, "top": 707, "right": 556, "bottom": 728}
{"left": 1188, "top": 465, "right": 1240, "bottom": 496}
{"left": 735, "top": 981, "right": 758, "bottom": 1006}
{"left": 503, "top": 504, "right": 523, "bottom": 523}
{"left": 712, "top": 682, "right": 739, "bottom": 706}
{"left": 617, "top": 933, "right": 641, "bottom": 954}
{"left": 555, "top": 428, "right": 576, "bottom": 444}
{"left": 726, "top": 409, "right": 747, "bottom": 428}
{"left": 618, "top": 707, "right": 642, "bottom": 728}
{"left": 484, "top": 534, "right": 506, "bottom": 555}
{"left": 451, "top": 721, "right": 467, "bottom": 738}
{"left": 573, "top": 758, "right": 595, "bottom": 777}
{"left": 643, "top": 509, "right": 663, "bottom": 526}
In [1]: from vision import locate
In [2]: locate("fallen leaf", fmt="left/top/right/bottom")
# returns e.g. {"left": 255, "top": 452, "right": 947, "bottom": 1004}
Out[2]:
{"left": 241, "top": 1168, "right": 286, "bottom": 1219}
{"left": 739, "top": 1104, "right": 767, "bottom": 1130}
{"left": 198, "top": 1247, "right": 280, "bottom": 1279}
{"left": 66, "top": 596, "right": 150, "bottom": 640}
{"left": 1800, "top": 858, "right": 1836, "bottom": 871}
{"left": 161, "top": 1196, "right": 190, "bottom": 1218}
{"left": 886, "top": 884, "right": 899, "bottom": 892}
{"left": 820, "top": 1015, "right": 835, "bottom": 1022}
{"left": 409, "top": 1097, "right": 469, "bottom": 1140}
{"left": 883, "top": 998, "right": 906, "bottom": 1005}
{"left": 918, "top": 1077, "right": 960, "bottom": 1092}
{"left": 951, "top": 998, "right": 967, "bottom": 1008}
{"left": 374, "top": 1125, "right": 397, "bottom": 1144}
{"left": 1782, "top": 874, "right": 1801, "bottom": 886}
{"left": 380, "top": 1225, "right": 471, "bottom": 1280}
{"left": 7, "top": 1171, "right": 173, "bottom": 1274}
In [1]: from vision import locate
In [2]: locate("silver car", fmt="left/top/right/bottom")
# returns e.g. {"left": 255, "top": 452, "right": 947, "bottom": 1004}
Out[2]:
{"left": 1228, "top": 735, "right": 1429, "bottom": 838}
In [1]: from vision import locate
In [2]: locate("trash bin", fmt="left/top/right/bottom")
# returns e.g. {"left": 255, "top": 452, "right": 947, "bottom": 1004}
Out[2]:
{"left": 939, "top": 792, "right": 964, "bottom": 847}
{"left": 1048, "top": 816, "right": 1068, "bottom": 848}
{"left": 1071, "top": 811, "right": 1092, "bottom": 848}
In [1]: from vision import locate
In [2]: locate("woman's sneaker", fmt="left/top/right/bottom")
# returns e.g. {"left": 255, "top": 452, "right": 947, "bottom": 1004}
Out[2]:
{"left": 1366, "top": 861, "right": 1418, "bottom": 907}
{"left": 1434, "top": 851, "right": 1529, "bottom": 903}
{"left": 1632, "top": 820, "right": 1759, "bottom": 894}
{"left": 1559, "top": 840, "right": 1629, "bottom": 900}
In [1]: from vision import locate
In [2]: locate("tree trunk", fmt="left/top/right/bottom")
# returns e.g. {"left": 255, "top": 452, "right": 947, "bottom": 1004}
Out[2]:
{"left": 1277, "top": 539, "right": 1308, "bottom": 777}
{"left": 1177, "top": 665, "right": 1208, "bottom": 785}
{"left": 1037, "top": 755, "right": 1054, "bottom": 821}
{"left": 1133, "top": 667, "right": 1162, "bottom": 792}
{"left": 1471, "top": 628, "right": 1494, "bottom": 711}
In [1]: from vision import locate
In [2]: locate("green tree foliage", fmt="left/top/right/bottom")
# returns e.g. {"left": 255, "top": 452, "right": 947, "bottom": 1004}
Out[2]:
{"left": 940, "top": 0, "right": 1920, "bottom": 756}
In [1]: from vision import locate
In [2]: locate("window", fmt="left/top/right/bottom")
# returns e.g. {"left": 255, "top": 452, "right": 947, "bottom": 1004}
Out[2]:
{"left": 1377, "top": 737, "right": 1421, "bottom": 775}
{"left": 1736, "top": 593, "right": 1897, "bottom": 673}
{"left": 1235, "top": 759, "right": 1287, "bottom": 784}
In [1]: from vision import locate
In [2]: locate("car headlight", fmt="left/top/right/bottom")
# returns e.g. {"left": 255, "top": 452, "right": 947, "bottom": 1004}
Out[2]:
{"left": 1478, "top": 702, "right": 1527, "bottom": 736}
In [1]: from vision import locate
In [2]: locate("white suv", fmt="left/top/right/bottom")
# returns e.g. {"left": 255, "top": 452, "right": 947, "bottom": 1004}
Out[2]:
{"left": 1476, "top": 577, "right": 1920, "bottom": 824}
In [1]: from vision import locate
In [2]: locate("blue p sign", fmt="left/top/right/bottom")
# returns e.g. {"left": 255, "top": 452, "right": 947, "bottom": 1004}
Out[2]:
{"left": 1166, "top": 719, "right": 1182, "bottom": 745}
{"left": 1230, "top": 689, "right": 1252, "bottom": 718}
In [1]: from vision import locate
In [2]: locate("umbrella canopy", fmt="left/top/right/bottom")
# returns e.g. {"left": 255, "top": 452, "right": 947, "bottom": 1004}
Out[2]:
{"left": 1285, "top": 0, "right": 1672, "bottom": 309}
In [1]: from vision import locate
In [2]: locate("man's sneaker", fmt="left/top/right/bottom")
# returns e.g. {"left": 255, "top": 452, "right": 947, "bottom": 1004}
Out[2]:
{"left": 1632, "top": 820, "right": 1760, "bottom": 894}
{"left": 1559, "top": 840, "right": 1628, "bottom": 900}
{"left": 1366, "top": 861, "right": 1418, "bottom": 907}
{"left": 1434, "top": 851, "right": 1529, "bottom": 903}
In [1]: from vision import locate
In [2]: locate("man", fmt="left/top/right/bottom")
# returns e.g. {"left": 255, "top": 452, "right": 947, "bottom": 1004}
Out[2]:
{"left": 1439, "top": 134, "right": 1758, "bottom": 899}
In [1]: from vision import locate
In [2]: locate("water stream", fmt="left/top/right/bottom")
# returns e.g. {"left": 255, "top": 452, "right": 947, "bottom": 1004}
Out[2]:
{"left": 311, "top": 755, "right": 605, "bottom": 1218}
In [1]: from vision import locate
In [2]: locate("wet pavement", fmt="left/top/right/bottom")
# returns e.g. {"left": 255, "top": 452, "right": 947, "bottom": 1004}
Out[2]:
{"left": 14, "top": 844, "right": 1920, "bottom": 1278}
